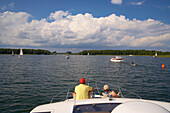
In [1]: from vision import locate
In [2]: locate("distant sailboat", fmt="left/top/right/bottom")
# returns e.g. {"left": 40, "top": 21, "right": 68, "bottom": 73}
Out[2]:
{"left": 153, "top": 52, "right": 157, "bottom": 58}
{"left": 87, "top": 53, "right": 90, "bottom": 55}
{"left": 12, "top": 50, "right": 15, "bottom": 56}
{"left": 18, "top": 48, "right": 23, "bottom": 57}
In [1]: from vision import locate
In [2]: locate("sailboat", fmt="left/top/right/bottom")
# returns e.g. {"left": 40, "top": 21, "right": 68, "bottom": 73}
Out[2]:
{"left": 153, "top": 52, "right": 157, "bottom": 58}
{"left": 18, "top": 48, "right": 23, "bottom": 57}
{"left": 12, "top": 50, "right": 15, "bottom": 56}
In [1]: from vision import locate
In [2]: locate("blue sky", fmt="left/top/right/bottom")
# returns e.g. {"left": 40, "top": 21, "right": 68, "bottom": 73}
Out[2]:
{"left": 0, "top": 0, "right": 170, "bottom": 52}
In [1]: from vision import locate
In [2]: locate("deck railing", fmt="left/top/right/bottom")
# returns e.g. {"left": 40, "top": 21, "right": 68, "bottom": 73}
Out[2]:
{"left": 50, "top": 80, "right": 142, "bottom": 103}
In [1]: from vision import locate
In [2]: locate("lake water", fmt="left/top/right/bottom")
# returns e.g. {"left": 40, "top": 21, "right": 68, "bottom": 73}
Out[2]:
{"left": 0, "top": 55, "right": 170, "bottom": 113}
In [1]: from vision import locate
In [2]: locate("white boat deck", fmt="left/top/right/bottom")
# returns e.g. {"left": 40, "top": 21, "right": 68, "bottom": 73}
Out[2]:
{"left": 30, "top": 81, "right": 170, "bottom": 113}
{"left": 30, "top": 96, "right": 170, "bottom": 113}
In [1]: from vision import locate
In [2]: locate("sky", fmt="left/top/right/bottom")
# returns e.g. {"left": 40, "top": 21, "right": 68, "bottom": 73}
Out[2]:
{"left": 0, "top": 0, "right": 170, "bottom": 52}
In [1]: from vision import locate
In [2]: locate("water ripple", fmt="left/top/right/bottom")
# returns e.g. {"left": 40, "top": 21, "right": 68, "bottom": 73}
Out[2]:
{"left": 0, "top": 55, "right": 170, "bottom": 113}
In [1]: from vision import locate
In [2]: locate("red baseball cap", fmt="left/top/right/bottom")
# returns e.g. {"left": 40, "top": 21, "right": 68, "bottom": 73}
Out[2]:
{"left": 80, "top": 78, "right": 85, "bottom": 84}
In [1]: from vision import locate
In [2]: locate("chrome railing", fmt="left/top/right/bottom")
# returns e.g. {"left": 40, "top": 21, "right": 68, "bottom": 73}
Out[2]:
{"left": 50, "top": 80, "right": 142, "bottom": 103}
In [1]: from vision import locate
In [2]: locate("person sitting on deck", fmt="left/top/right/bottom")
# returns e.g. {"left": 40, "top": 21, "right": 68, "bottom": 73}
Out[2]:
{"left": 72, "top": 78, "right": 94, "bottom": 100}
{"left": 102, "top": 85, "right": 120, "bottom": 98}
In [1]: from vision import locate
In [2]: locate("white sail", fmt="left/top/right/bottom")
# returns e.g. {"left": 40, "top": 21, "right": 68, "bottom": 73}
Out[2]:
{"left": 12, "top": 50, "right": 14, "bottom": 56}
{"left": 153, "top": 52, "right": 157, "bottom": 58}
{"left": 20, "top": 48, "right": 23, "bottom": 56}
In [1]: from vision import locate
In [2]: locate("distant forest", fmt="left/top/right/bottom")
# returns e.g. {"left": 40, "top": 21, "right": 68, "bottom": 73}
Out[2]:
{"left": 0, "top": 48, "right": 52, "bottom": 55}
{"left": 78, "top": 50, "right": 170, "bottom": 55}
{"left": 0, "top": 48, "right": 170, "bottom": 55}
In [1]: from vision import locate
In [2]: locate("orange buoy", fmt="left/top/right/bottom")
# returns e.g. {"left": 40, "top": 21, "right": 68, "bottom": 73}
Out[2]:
{"left": 162, "top": 64, "right": 165, "bottom": 69}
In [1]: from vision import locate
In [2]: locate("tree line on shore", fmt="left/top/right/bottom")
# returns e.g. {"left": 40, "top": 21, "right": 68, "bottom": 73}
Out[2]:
{"left": 78, "top": 50, "right": 170, "bottom": 55}
{"left": 0, "top": 48, "right": 52, "bottom": 55}
{"left": 0, "top": 48, "right": 170, "bottom": 55}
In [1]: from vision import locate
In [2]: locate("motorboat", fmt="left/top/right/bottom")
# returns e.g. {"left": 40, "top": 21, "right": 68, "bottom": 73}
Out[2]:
{"left": 30, "top": 82, "right": 170, "bottom": 113}
{"left": 130, "top": 62, "right": 137, "bottom": 66}
{"left": 129, "top": 55, "right": 134, "bottom": 57}
{"left": 110, "top": 56, "right": 123, "bottom": 62}
{"left": 65, "top": 55, "right": 70, "bottom": 59}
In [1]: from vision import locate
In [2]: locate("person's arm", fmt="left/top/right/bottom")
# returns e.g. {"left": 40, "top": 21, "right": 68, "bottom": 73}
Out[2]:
{"left": 110, "top": 90, "right": 119, "bottom": 98}
{"left": 72, "top": 92, "right": 76, "bottom": 96}
{"left": 102, "top": 92, "right": 106, "bottom": 98}
{"left": 89, "top": 87, "right": 94, "bottom": 92}
{"left": 88, "top": 87, "right": 94, "bottom": 98}
{"left": 73, "top": 87, "right": 77, "bottom": 99}
{"left": 72, "top": 92, "right": 76, "bottom": 100}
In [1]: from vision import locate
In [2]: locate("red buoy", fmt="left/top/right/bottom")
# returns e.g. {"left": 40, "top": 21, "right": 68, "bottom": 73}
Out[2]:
{"left": 162, "top": 64, "right": 165, "bottom": 69}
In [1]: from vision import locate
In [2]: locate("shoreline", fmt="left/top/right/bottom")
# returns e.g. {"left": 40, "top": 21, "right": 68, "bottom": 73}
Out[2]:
{"left": 0, "top": 54, "right": 170, "bottom": 57}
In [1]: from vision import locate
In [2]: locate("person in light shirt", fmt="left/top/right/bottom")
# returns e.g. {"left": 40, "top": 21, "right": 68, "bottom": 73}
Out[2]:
{"left": 102, "top": 85, "right": 120, "bottom": 98}
{"left": 73, "top": 78, "right": 94, "bottom": 100}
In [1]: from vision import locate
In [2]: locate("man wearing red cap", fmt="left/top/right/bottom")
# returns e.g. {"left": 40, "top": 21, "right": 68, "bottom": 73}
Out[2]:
{"left": 73, "top": 78, "right": 94, "bottom": 100}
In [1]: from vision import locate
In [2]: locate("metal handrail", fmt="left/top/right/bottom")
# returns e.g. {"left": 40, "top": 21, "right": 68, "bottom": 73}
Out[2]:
{"left": 66, "top": 88, "right": 70, "bottom": 100}
{"left": 95, "top": 81, "right": 142, "bottom": 99}
{"left": 50, "top": 89, "right": 70, "bottom": 103}
{"left": 50, "top": 80, "right": 142, "bottom": 103}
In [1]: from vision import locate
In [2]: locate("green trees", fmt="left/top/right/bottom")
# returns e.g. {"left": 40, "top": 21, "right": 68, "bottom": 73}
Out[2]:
{"left": 78, "top": 50, "right": 170, "bottom": 55}
{"left": 53, "top": 51, "right": 57, "bottom": 55}
{"left": 66, "top": 51, "right": 72, "bottom": 54}
{"left": 0, "top": 48, "right": 51, "bottom": 55}
{"left": 0, "top": 48, "right": 169, "bottom": 55}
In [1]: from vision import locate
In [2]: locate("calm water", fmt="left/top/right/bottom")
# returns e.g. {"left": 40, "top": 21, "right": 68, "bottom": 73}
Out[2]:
{"left": 0, "top": 55, "right": 170, "bottom": 113}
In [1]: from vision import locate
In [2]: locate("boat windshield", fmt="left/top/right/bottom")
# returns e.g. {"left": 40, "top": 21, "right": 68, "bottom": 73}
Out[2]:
{"left": 73, "top": 103, "right": 121, "bottom": 113}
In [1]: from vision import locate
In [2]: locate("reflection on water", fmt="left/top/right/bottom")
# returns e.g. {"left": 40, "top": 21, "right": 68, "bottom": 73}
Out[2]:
{"left": 0, "top": 55, "right": 170, "bottom": 113}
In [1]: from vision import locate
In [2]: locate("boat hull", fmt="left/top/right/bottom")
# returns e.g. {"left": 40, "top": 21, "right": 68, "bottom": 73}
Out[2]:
{"left": 110, "top": 59, "right": 123, "bottom": 62}
{"left": 30, "top": 97, "right": 170, "bottom": 113}
{"left": 110, "top": 56, "right": 123, "bottom": 62}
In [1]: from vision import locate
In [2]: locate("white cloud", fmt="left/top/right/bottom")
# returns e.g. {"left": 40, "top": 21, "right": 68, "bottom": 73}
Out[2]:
{"left": 49, "top": 11, "right": 69, "bottom": 20}
{"left": 131, "top": 1, "right": 145, "bottom": 6}
{"left": 0, "top": 11, "right": 170, "bottom": 50}
{"left": 130, "top": 33, "right": 170, "bottom": 47}
{"left": 111, "top": 0, "right": 122, "bottom": 5}
{"left": 0, "top": 11, "right": 31, "bottom": 45}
